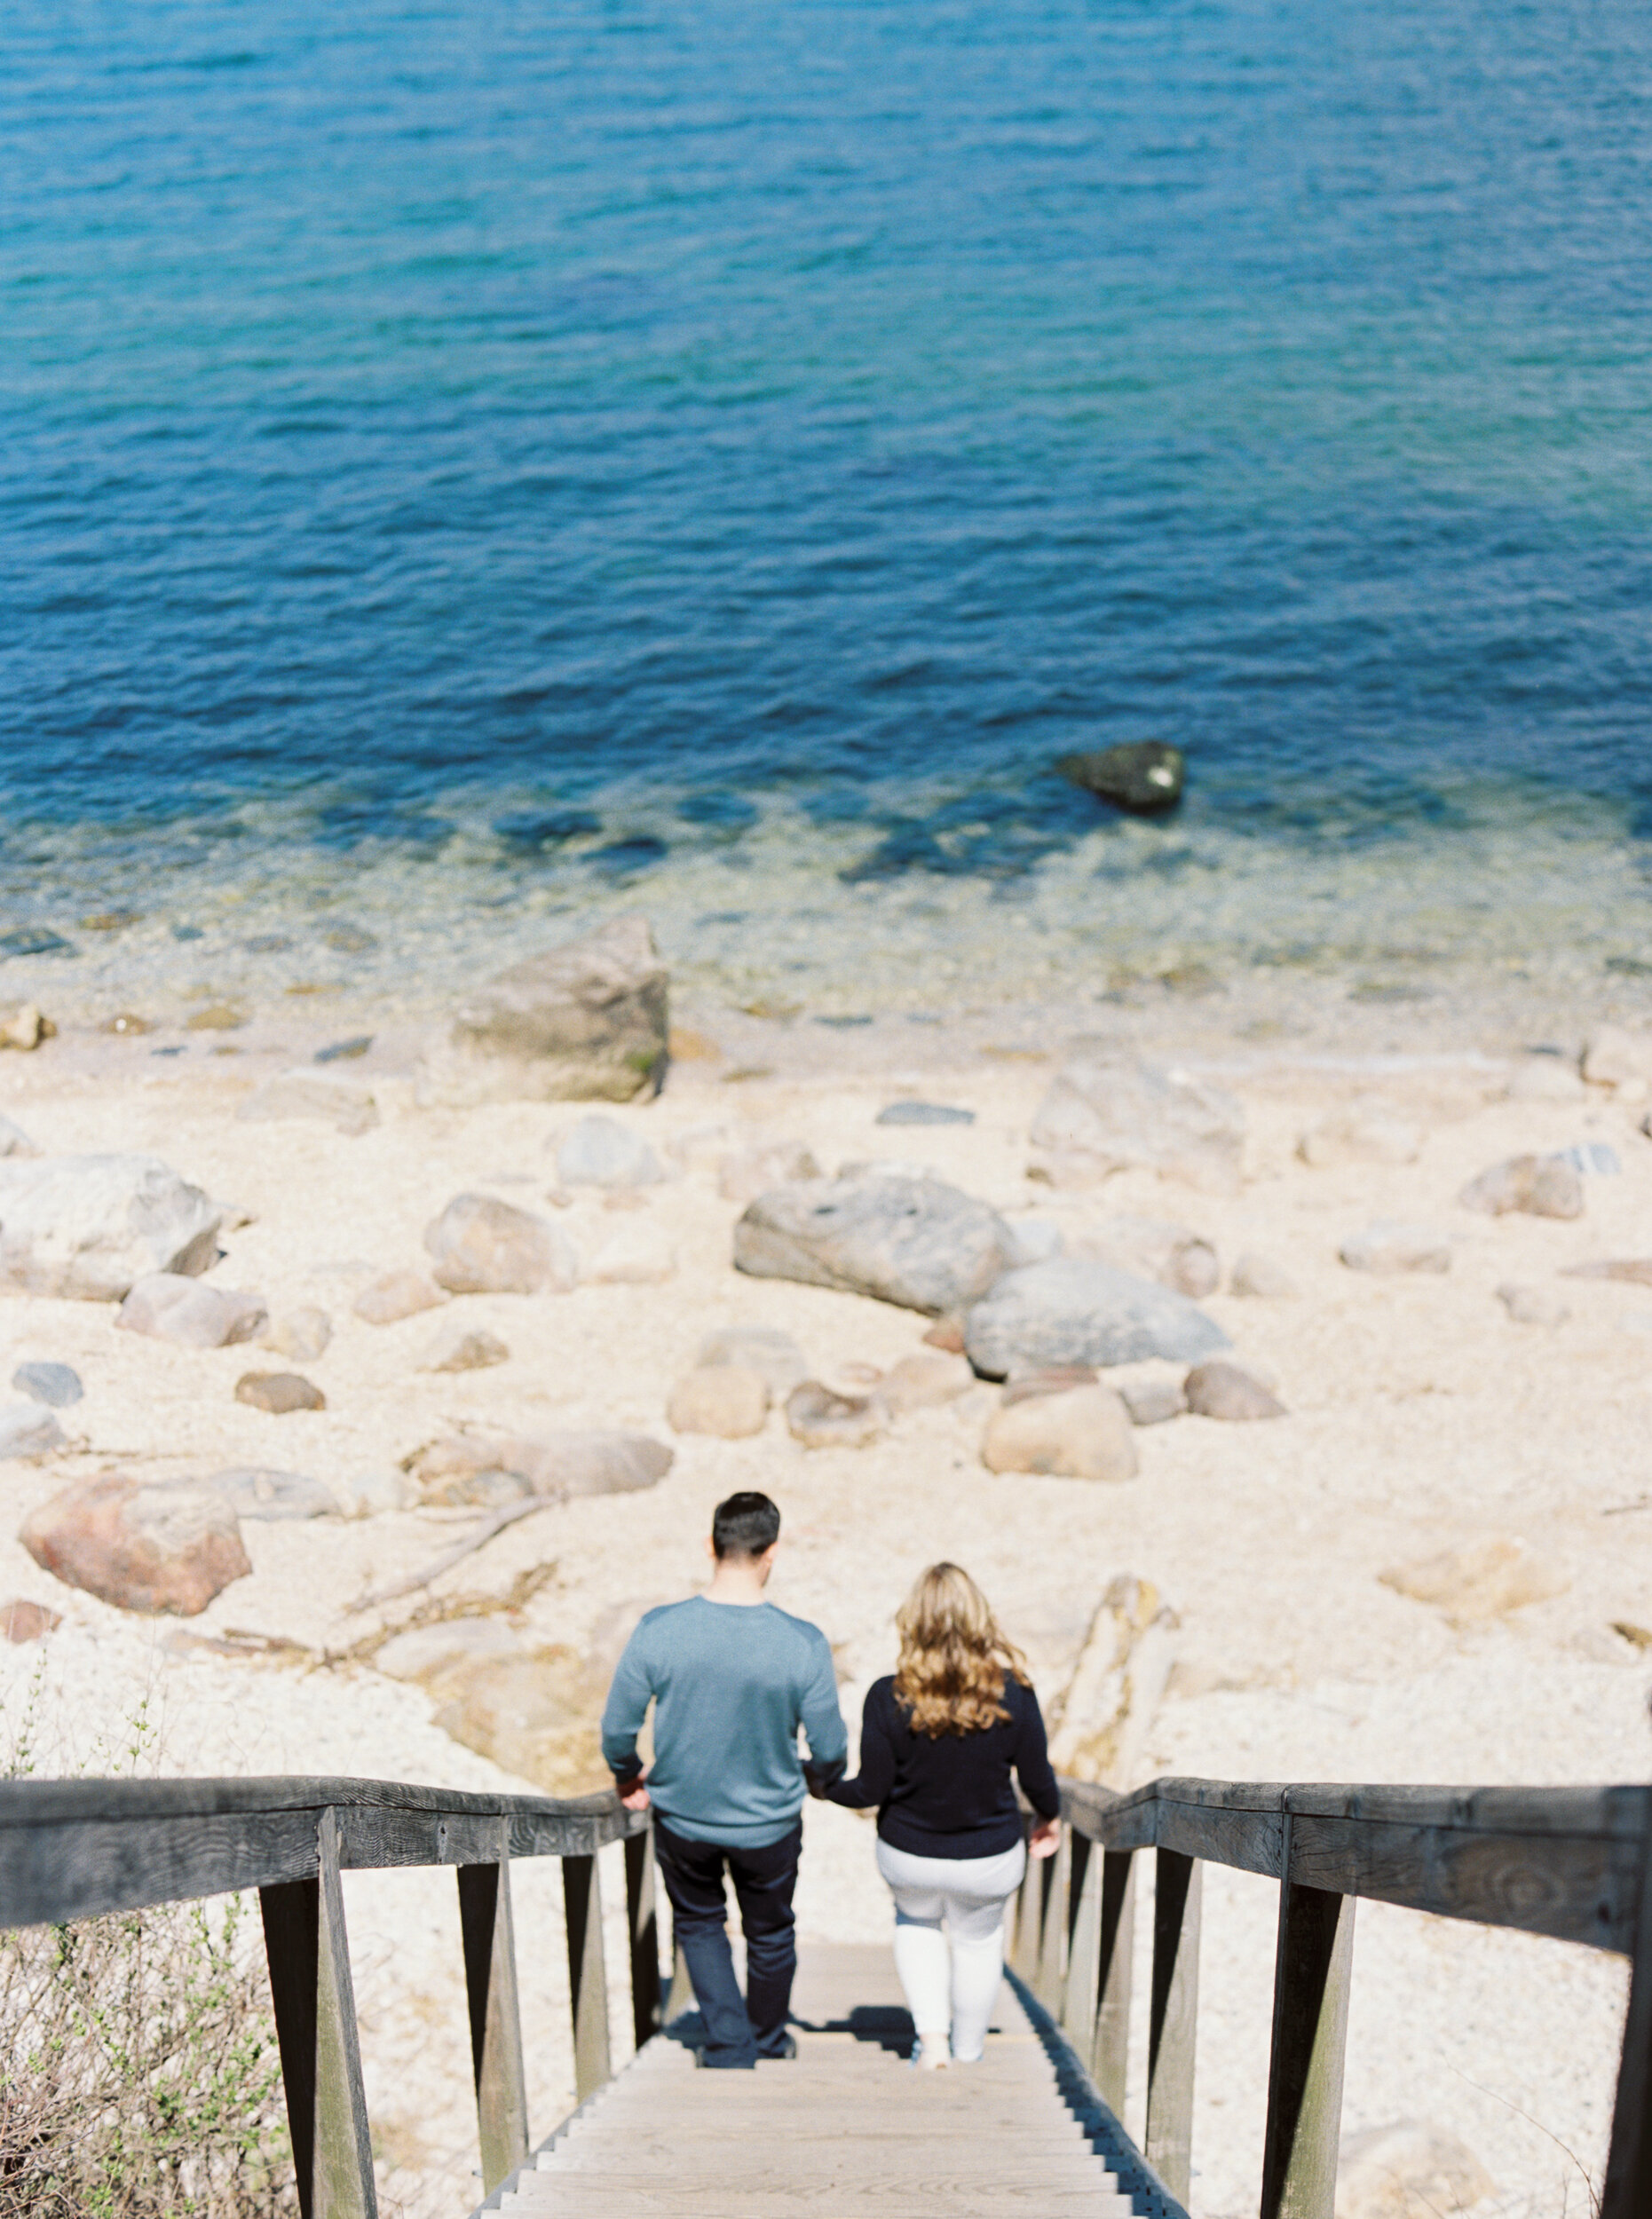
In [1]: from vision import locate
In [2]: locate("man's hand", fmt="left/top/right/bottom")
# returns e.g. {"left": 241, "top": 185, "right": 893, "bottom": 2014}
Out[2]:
{"left": 614, "top": 1773, "right": 651, "bottom": 1812}
{"left": 1028, "top": 1817, "right": 1060, "bottom": 1861}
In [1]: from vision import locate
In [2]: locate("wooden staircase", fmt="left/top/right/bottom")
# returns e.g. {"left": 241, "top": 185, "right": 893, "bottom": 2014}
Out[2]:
{"left": 492, "top": 1945, "right": 1137, "bottom": 2219}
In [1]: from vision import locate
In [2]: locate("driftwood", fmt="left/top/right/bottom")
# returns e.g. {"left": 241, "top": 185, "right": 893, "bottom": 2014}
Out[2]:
{"left": 345, "top": 1495, "right": 560, "bottom": 1615}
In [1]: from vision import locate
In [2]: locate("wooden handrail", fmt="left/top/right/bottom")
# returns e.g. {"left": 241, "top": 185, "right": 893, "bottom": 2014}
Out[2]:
{"left": 1012, "top": 1775, "right": 1652, "bottom": 2219}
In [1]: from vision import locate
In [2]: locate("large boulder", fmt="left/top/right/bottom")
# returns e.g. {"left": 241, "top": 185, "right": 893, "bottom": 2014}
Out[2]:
{"left": 423, "top": 1194, "right": 579, "bottom": 1295}
{"left": 20, "top": 1472, "right": 250, "bottom": 1615}
{"left": 116, "top": 1273, "right": 268, "bottom": 1349}
{"left": 421, "top": 914, "right": 668, "bottom": 1105}
{"left": 235, "top": 1068, "right": 378, "bottom": 1137}
{"left": 0, "top": 1155, "right": 220, "bottom": 1300}
{"left": 405, "top": 1429, "right": 672, "bottom": 1501}
{"left": 964, "top": 1259, "right": 1229, "bottom": 1379}
{"left": 1028, "top": 1056, "right": 1245, "bottom": 1194}
{"left": 734, "top": 1175, "right": 1016, "bottom": 1317}
{"left": 433, "top": 1646, "right": 609, "bottom": 1796}
{"left": 982, "top": 1386, "right": 1138, "bottom": 1481}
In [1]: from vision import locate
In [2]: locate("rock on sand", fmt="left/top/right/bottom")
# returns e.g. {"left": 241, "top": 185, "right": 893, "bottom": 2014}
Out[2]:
{"left": 696, "top": 1325, "right": 809, "bottom": 1394}
{"left": 353, "top": 1268, "right": 448, "bottom": 1324}
{"left": 0, "top": 1403, "right": 67, "bottom": 1459}
{"left": 405, "top": 1428, "right": 672, "bottom": 1499}
{"left": 1340, "top": 1223, "right": 1451, "bottom": 1275}
{"left": 1028, "top": 1054, "right": 1244, "bottom": 1194}
{"left": 668, "top": 1366, "right": 770, "bottom": 1438}
{"left": 982, "top": 1386, "right": 1137, "bottom": 1481}
{"left": 1229, "top": 1252, "right": 1300, "bottom": 1299}
{"left": 0, "top": 1154, "right": 220, "bottom": 1299}
{"left": 1184, "top": 1362, "right": 1286, "bottom": 1420}
{"left": 1458, "top": 1154, "right": 1584, "bottom": 1219}
{"left": 12, "top": 1362, "right": 83, "bottom": 1408}
{"left": 556, "top": 1114, "right": 663, "bottom": 1188}
{"left": 1379, "top": 1537, "right": 1569, "bottom": 1623}
{"left": 236, "top": 1068, "right": 379, "bottom": 1136}
{"left": 260, "top": 1306, "right": 334, "bottom": 1362}
{"left": 424, "top": 1193, "right": 579, "bottom": 1295}
{"left": 234, "top": 1372, "right": 326, "bottom": 1414}
{"left": 734, "top": 1174, "right": 1016, "bottom": 1317}
{"left": 20, "top": 1471, "right": 250, "bottom": 1615}
{"left": 117, "top": 1272, "right": 269, "bottom": 1349}
{"left": 786, "top": 1382, "right": 888, "bottom": 1449}
{"left": 964, "top": 1259, "right": 1229, "bottom": 1380}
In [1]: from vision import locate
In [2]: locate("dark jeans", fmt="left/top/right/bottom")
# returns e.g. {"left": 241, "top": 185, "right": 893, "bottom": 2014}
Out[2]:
{"left": 653, "top": 1816, "right": 802, "bottom": 2068}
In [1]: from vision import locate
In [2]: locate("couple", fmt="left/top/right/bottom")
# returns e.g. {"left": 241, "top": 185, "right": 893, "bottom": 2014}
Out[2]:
{"left": 601, "top": 1489, "right": 1060, "bottom": 2072}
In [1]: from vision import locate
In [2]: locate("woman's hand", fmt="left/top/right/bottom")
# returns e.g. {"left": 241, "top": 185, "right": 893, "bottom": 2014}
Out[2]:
{"left": 1028, "top": 1816, "right": 1061, "bottom": 1860}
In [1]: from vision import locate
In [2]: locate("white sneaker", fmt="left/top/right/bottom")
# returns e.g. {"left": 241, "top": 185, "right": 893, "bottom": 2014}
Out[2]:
{"left": 911, "top": 2034, "right": 952, "bottom": 2070}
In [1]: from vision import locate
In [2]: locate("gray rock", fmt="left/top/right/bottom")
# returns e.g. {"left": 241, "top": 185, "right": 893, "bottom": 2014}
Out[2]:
{"left": 1056, "top": 741, "right": 1184, "bottom": 815}
{"left": 1120, "top": 1378, "right": 1186, "bottom": 1426}
{"left": 1006, "top": 1220, "right": 1063, "bottom": 1267}
{"left": 233, "top": 1371, "right": 326, "bottom": 1414}
{"left": 424, "top": 913, "right": 668, "bottom": 1105}
{"left": 1072, "top": 1215, "right": 1218, "bottom": 1299}
{"left": 12, "top": 1362, "right": 83, "bottom": 1408}
{"left": 0, "top": 1154, "right": 220, "bottom": 1300}
{"left": 1230, "top": 1252, "right": 1300, "bottom": 1299}
{"left": 424, "top": 1193, "right": 579, "bottom": 1295}
{"left": 117, "top": 1273, "right": 269, "bottom": 1349}
{"left": 734, "top": 1175, "right": 1016, "bottom": 1317}
{"left": 1458, "top": 1154, "right": 1584, "bottom": 1220}
{"left": 236, "top": 1068, "right": 378, "bottom": 1137}
{"left": 1496, "top": 1282, "right": 1569, "bottom": 1326}
{"left": 0, "top": 1403, "right": 66, "bottom": 1459}
{"left": 1184, "top": 1362, "right": 1287, "bottom": 1420}
{"left": 696, "top": 1325, "right": 809, "bottom": 1394}
{"left": 1029, "top": 1056, "right": 1245, "bottom": 1194}
{"left": 260, "top": 1306, "right": 333, "bottom": 1362}
{"left": 21, "top": 1471, "right": 249, "bottom": 1615}
{"left": 1001, "top": 1362, "right": 1100, "bottom": 1405}
{"left": 964, "top": 1259, "right": 1229, "bottom": 1380}
{"left": 875, "top": 1102, "right": 976, "bottom": 1127}
{"left": 1340, "top": 1222, "right": 1451, "bottom": 1275}
{"left": 405, "top": 1429, "right": 672, "bottom": 1500}
{"left": 785, "top": 1381, "right": 888, "bottom": 1449}
{"left": 333, "top": 1467, "right": 412, "bottom": 1518}
{"left": 0, "top": 1116, "right": 39, "bottom": 1157}
{"left": 203, "top": 1468, "right": 340, "bottom": 1520}
{"left": 982, "top": 1386, "right": 1138, "bottom": 1481}
{"left": 418, "top": 1325, "right": 510, "bottom": 1373}
{"left": 556, "top": 1114, "right": 664, "bottom": 1188}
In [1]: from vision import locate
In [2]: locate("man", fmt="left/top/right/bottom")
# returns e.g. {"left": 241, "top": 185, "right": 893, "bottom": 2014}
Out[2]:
{"left": 601, "top": 1490, "right": 847, "bottom": 2068}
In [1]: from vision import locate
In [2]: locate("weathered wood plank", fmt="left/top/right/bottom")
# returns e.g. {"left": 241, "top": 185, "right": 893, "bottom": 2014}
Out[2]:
{"left": 458, "top": 1838, "right": 530, "bottom": 2194}
{"left": 1602, "top": 1836, "right": 1652, "bottom": 2218}
{"left": 1092, "top": 1850, "right": 1135, "bottom": 2116}
{"left": 0, "top": 1774, "right": 644, "bottom": 1828}
{"left": 260, "top": 1808, "right": 376, "bottom": 2219}
{"left": 1034, "top": 1827, "right": 1071, "bottom": 2008}
{"left": 625, "top": 1824, "right": 662, "bottom": 2052}
{"left": 1143, "top": 1849, "right": 1200, "bottom": 2203}
{"left": 563, "top": 1852, "right": 612, "bottom": 2098}
{"left": 1058, "top": 1829, "right": 1098, "bottom": 2053}
{"left": 1259, "top": 1841, "right": 1355, "bottom": 2219}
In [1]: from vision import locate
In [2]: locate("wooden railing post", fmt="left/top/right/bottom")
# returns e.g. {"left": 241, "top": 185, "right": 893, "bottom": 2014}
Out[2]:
{"left": 456, "top": 1828, "right": 530, "bottom": 2194}
{"left": 1034, "top": 1823, "right": 1071, "bottom": 2008}
{"left": 1010, "top": 1824, "right": 1054, "bottom": 1982}
{"left": 625, "top": 1820, "right": 662, "bottom": 2051}
{"left": 1603, "top": 1828, "right": 1652, "bottom": 2217}
{"left": 1059, "top": 1829, "right": 1098, "bottom": 2050}
{"left": 562, "top": 1851, "right": 612, "bottom": 2099}
{"left": 259, "top": 1806, "right": 377, "bottom": 2219}
{"left": 1260, "top": 1824, "right": 1356, "bottom": 2219}
{"left": 1144, "top": 1848, "right": 1201, "bottom": 2202}
{"left": 1093, "top": 1848, "right": 1136, "bottom": 2114}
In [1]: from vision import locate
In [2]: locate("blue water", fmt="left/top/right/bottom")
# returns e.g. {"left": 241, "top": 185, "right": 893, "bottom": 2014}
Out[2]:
{"left": 3, "top": 0, "right": 1651, "bottom": 996}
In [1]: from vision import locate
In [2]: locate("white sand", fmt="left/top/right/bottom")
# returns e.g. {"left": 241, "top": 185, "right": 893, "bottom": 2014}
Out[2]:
{"left": 2, "top": 1022, "right": 1649, "bottom": 2216}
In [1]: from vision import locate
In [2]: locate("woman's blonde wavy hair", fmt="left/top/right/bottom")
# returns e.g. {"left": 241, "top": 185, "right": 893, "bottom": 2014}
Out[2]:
{"left": 892, "top": 1562, "right": 1031, "bottom": 1738}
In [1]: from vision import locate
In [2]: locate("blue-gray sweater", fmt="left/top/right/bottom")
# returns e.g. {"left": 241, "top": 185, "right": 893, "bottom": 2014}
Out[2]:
{"left": 600, "top": 1595, "right": 848, "bottom": 1847}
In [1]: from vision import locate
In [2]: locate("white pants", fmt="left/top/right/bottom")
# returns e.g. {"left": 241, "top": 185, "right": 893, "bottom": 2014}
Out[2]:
{"left": 875, "top": 1837, "right": 1026, "bottom": 2063}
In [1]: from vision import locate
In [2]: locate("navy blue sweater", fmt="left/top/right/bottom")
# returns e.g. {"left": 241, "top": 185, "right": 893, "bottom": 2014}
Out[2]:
{"left": 828, "top": 1673, "right": 1060, "bottom": 1858}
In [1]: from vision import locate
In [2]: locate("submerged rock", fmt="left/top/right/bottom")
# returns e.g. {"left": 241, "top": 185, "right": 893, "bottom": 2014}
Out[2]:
{"left": 735, "top": 1174, "right": 1016, "bottom": 1317}
{"left": 117, "top": 1273, "right": 269, "bottom": 1349}
{"left": 20, "top": 1472, "right": 250, "bottom": 1616}
{"left": 982, "top": 1386, "right": 1137, "bottom": 1481}
{"left": 1029, "top": 1056, "right": 1244, "bottom": 1194}
{"left": 423, "top": 913, "right": 668, "bottom": 1105}
{"left": 964, "top": 1259, "right": 1229, "bottom": 1379}
{"left": 0, "top": 1155, "right": 220, "bottom": 1300}
{"left": 424, "top": 1193, "right": 579, "bottom": 1295}
{"left": 1056, "top": 741, "right": 1184, "bottom": 815}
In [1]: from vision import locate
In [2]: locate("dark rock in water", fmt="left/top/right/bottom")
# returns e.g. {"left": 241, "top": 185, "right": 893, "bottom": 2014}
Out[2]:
{"left": 323, "top": 923, "right": 379, "bottom": 954}
{"left": 876, "top": 1103, "right": 976, "bottom": 1127}
{"left": 170, "top": 924, "right": 204, "bottom": 943}
{"left": 735, "top": 1175, "right": 1016, "bottom": 1317}
{"left": 815, "top": 1015, "right": 874, "bottom": 1029}
{"left": 234, "top": 1372, "right": 326, "bottom": 1414}
{"left": 1057, "top": 742, "right": 1185, "bottom": 815}
{"left": 964, "top": 1259, "right": 1229, "bottom": 1378}
{"left": 315, "top": 1035, "right": 373, "bottom": 1063}
{"left": 13, "top": 1362, "right": 83, "bottom": 1409}
{"left": 0, "top": 928, "right": 75, "bottom": 959}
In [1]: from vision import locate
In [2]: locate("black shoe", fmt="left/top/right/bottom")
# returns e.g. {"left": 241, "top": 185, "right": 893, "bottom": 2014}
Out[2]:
{"left": 758, "top": 2033, "right": 798, "bottom": 2061}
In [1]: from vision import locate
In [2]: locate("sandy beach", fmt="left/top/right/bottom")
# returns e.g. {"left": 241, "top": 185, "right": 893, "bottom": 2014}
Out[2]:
{"left": 2, "top": 963, "right": 1650, "bottom": 2219}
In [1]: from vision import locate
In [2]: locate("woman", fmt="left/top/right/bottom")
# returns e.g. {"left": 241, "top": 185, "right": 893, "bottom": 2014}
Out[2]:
{"left": 828, "top": 1563, "right": 1060, "bottom": 2068}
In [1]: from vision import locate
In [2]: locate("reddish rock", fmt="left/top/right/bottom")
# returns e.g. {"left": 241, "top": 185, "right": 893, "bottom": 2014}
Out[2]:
{"left": 1184, "top": 1362, "right": 1287, "bottom": 1420}
{"left": 20, "top": 1472, "right": 249, "bottom": 1615}
{"left": 0, "top": 1597, "right": 60, "bottom": 1642}
{"left": 234, "top": 1372, "right": 326, "bottom": 1414}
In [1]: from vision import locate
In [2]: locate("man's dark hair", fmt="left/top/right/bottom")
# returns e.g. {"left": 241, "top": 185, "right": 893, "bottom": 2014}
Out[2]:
{"left": 712, "top": 1491, "right": 781, "bottom": 1560}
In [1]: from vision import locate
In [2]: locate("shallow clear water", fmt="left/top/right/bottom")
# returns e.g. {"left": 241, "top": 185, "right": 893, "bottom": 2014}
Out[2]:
{"left": 4, "top": 0, "right": 1651, "bottom": 1015}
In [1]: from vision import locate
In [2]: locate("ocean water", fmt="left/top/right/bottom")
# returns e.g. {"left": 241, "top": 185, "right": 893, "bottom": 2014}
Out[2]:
{"left": 4, "top": 0, "right": 1651, "bottom": 1022}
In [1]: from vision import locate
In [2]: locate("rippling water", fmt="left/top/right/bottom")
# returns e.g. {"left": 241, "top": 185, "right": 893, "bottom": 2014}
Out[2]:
{"left": 4, "top": 0, "right": 1650, "bottom": 1018}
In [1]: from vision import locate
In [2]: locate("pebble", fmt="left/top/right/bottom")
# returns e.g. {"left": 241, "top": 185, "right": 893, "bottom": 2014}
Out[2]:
{"left": 981, "top": 1385, "right": 1138, "bottom": 1482}
{"left": 234, "top": 1371, "right": 327, "bottom": 1414}
{"left": 12, "top": 1361, "right": 83, "bottom": 1408}
{"left": 1496, "top": 1283, "right": 1569, "bottom": 1326}
{"left": 0, "top": 1403, "right": 67, "bottom": 1459}
{"left": 1120, "top": 1378, "right": 1186, "bottom": 1426}
{"left": 696, "top": 1325, "right": 809, "bottom": 1395}
{"left": 556, "top": 1113, "right": 664, "bottom": 1189}
{"left": 0, "top": 1597, "right": 61, "bottom": 1643}
{"left": 1183, "top": 1361, "right": 1287, "bottom": 1420}
{"left": 0, "top": 1003, "right": 53, "bottom": 1052}
{"left": 668, "top": 1365, "right": 771, "bottom": 1439}
{"left": 1229, "top": 1252, "right": 1299, "bottom": 1299}
{"left": 418, "top": 1326, "right": 510, "bottom": 1373}
{"left": 875, "top": 1102, "right": 976, "bottom": 1126}
{"left": 1339, "top": 1222, "right": 1451, "bottom": 1275}
{"left": 1458, "top": 1154, "right": 1583, "bottom": 1220}
{"left": 785, "top": 1381, "right": 888, "bottom": 1449}
{"left": 260, "top": 1306, "right": 334, "bottom": 1362}
{"left": 353, "top": 1267, "right": 448, "bottom": 1324}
